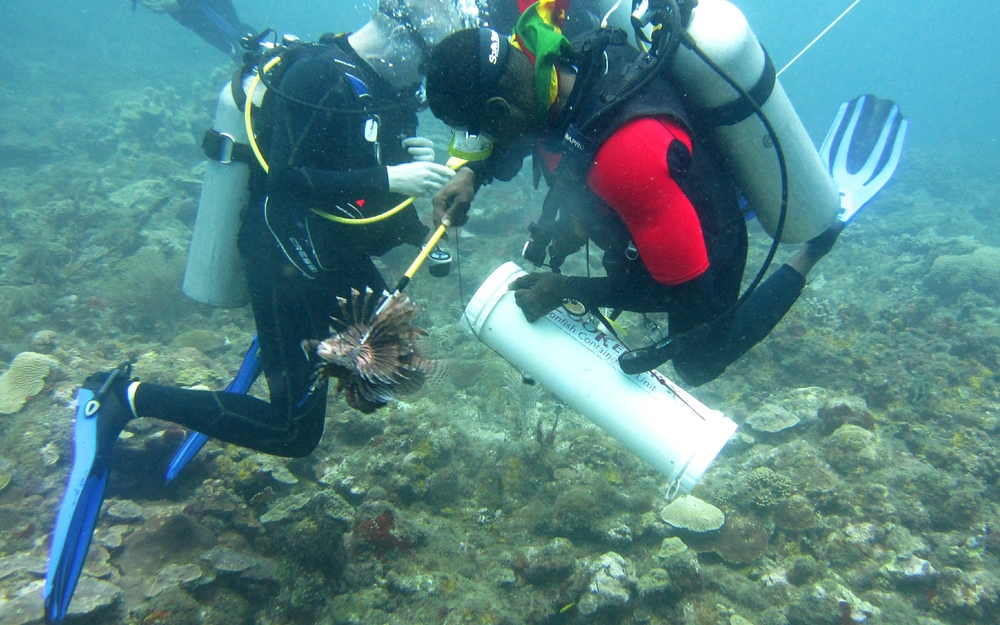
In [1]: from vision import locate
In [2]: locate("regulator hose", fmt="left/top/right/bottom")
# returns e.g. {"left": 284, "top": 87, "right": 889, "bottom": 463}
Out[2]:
{"left": 581, "top": 0, "right": 683, "bottom": 136}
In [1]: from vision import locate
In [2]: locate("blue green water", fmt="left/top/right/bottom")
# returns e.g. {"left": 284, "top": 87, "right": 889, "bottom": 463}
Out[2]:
{"left": 2, "top": 1, "right": 1000, "bottom": 624}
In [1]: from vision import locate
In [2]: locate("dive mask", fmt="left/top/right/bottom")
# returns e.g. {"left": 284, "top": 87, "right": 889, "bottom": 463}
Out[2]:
{"left": 448, "top": 129, "right": 494, "bottom": 161}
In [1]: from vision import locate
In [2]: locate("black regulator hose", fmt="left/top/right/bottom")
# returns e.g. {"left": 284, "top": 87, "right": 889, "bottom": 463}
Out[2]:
{"left": 581, "top": 0, "right": 683, "bottom": 136}
{"left": 618, "top": 31, "right": 790, "bottom": 376}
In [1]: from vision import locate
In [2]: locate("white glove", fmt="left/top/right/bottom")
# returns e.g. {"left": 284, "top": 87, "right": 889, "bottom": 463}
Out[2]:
{"left": 387, "top": 161, "right": 455, "bottom": 197}
{"left": 402, "top": 136, "right": 436, "bottom": 162}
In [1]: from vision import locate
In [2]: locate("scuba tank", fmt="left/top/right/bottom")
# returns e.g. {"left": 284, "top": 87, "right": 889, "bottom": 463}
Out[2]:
{"left": 522, "top": 0, "right": 840, "bottom": 266}
{"left": 183, "top": 30, "right": 287, "bottom": 308}
{"left": 182, "top": 80, "right": 253, "bottom": 308}
{"left": 669, "top": 0, "right": 841, "bottom": 242}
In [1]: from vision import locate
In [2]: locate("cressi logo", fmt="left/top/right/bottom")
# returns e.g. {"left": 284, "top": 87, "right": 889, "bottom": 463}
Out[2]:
{"left": 289, "top": 238, "right": 318, "bottom": 273}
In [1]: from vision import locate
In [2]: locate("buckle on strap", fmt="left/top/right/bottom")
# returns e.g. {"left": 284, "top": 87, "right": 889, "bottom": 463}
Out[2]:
{"left": 202, "top": 129, "right": 236, "bottom": 164}
{"left": 561, "top": 125, "right": 599, "bottom": 162}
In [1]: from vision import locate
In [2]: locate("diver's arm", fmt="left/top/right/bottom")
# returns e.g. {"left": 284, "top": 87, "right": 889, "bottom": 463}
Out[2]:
{"left": 433, "top": 168, "right": 477, "bottom": 227}
{"left": 560, "top": 252, "right": 737, "bottom": 320}
{"left": 559, "top": 118, "right": 722, "bottom": 313}
{"left": 433, "top": 144, "right": 528, "bottom": 226}
{"left": 586, "top": 117, "right": 710, "bottom": 286}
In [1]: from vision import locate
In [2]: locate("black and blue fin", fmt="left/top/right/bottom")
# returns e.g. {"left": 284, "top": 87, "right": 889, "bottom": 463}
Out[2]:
{"left": 819, "top": 94, "right": 907, "bottom": 223}
{"left": 164, "top": 335, "right": 262, "bottom": 482}
{"left": 44, "top": 366, "right": 131, "bottom": 624}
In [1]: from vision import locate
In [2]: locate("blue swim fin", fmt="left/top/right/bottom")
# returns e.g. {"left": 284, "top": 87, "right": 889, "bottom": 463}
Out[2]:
{"left": 820, "top": 94, "right": 908, "bottom": 223}
{"left": 44, "top": 364, "right": 134, "bottom": 624}
{"left": 164, "top": 335, "right": 262, "bottom": 482}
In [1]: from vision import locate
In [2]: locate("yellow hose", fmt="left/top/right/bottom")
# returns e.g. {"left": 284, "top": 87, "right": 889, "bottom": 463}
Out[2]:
{"left": 244, "top": 56, "right": 281, "bottom": 173}
{"left": 311, "top": 157, "right": 467, "bottom": 225}
{"left": 311, "top": 197, "right": 416, "bottom": 225}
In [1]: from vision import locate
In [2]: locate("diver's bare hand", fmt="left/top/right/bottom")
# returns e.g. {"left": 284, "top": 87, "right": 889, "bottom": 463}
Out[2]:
{"left": 433, "top": 167, "right": 476, "bottom": 228}
{"left": 387, "top": 161, "right": 455, "bottom": 197}
{"left": 509, "top": 273, "right": 571, "bottom": 322}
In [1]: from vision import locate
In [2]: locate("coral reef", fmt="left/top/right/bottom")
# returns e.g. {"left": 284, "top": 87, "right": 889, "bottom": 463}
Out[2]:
{"left": 746, "top": 403, "right": 800, "bottom": 433}
{"left": 925, "top": 245, "right": 1000, "bottom": 300}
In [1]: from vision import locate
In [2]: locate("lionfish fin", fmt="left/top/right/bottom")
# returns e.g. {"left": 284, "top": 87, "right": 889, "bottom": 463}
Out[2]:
{"left": 301, "top": 339, "right": 320, "bottom": 358}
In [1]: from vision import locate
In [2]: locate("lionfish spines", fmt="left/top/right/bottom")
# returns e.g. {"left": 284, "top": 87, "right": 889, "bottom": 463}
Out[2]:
{"left": 310, "top": 289, "right": 433, "bottom": 413}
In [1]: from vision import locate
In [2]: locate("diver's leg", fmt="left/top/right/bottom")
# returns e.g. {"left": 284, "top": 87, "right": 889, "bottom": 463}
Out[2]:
{"left": 134, "top": 248, "right": 393, "bottom": 455}
{"left": 674, "top": 221, "right": 843, "bottom": 384}
{"left": 169, "top": 0, "right": 250, "bottom": 55}
{"left": 687, "top": 222, "right": 846, "bottom": 380}
{"left": 672, "top": 266, "right": 806, "bottom": 386}
{"left": 134, "top": 255, "right": 335, "bottom": 457}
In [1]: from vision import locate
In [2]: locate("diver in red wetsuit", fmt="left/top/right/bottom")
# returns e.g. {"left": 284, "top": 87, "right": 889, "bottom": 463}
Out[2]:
{"left": 425, "top": 27, "right": 842, "bottom": 386}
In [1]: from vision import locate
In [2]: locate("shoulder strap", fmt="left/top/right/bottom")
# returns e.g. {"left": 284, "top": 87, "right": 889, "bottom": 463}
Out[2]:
{"left": 321, "top": 41, "right": 374, "bottom": 104}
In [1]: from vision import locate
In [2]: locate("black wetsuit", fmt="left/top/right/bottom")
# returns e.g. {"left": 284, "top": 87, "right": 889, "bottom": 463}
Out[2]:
{"left": 135, "top": 36, "right": 427, "bottom": 457}
{"left": 473, "top": 37, "right": 806, "bottom": 386}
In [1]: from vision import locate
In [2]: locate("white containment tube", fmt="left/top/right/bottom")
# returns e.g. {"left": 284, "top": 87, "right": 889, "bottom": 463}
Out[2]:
{"left": 182, "top": 82, "right": 251, "bottom": 308}
{"left": 463, "top": 263, "right": 738, "bottom": 495}
{"left": 671, "top": 0, "right": 841, "bottom": 243}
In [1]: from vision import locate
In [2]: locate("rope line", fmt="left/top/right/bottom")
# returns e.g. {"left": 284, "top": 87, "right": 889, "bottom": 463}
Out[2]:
{"left": 777, "top": 0, "right": 864, "bottom": 77}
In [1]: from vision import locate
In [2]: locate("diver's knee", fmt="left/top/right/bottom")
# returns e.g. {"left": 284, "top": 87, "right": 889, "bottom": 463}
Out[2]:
{"left": 283, "top": 432, "right": 322, "bottom": 458}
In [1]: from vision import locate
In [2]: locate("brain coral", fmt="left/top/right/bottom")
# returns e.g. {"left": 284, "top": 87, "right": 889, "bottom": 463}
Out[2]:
{"left": 823, "top": 424, "right": 880, "bottom": 472}
{"left": 659, "top": 495, "right": 725, "bottom": 532}
{"left": 925, "top": 246, "right": 1000, "bottom": 299}
{"left": 0, "top": 351, "right": 58, "bottom": 414}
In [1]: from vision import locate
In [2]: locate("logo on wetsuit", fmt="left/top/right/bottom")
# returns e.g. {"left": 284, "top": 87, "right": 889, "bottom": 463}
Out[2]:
{"left": 289, "top": 237, "right": 318, "bottom": 274}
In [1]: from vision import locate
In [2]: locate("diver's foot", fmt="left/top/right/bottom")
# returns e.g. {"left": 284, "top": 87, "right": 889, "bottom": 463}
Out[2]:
{"left": 805, "top": 220, "right": 846, "bottom": 262}
{"left": 785, "top": 221, "right": 846, "bottom": 278}
{"left": 80, "top": 363, "right": 137, "bottom": 449}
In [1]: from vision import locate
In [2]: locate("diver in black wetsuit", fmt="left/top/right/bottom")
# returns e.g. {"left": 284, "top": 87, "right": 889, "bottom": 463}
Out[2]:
{"left": 43, "top": 1, "right": 470, "bottom": 620}
{"left": 134, "top": 0, "right": 254, "bottom": 57}
{"left": 130, "top": 0, "right": 466, "bottom": 452}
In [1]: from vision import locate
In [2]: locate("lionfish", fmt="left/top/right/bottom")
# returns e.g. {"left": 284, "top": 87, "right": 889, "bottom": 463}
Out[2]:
{"left": 303, "top": 288, "right": 434, "bottom": 413}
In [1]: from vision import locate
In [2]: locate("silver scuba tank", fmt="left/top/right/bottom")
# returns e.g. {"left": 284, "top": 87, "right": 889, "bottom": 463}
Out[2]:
{"left": 182, "top": 82, "right": 252, "bottom": 308}
{"left": 670, "top": 0, "right": 841, "bottom": 243}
